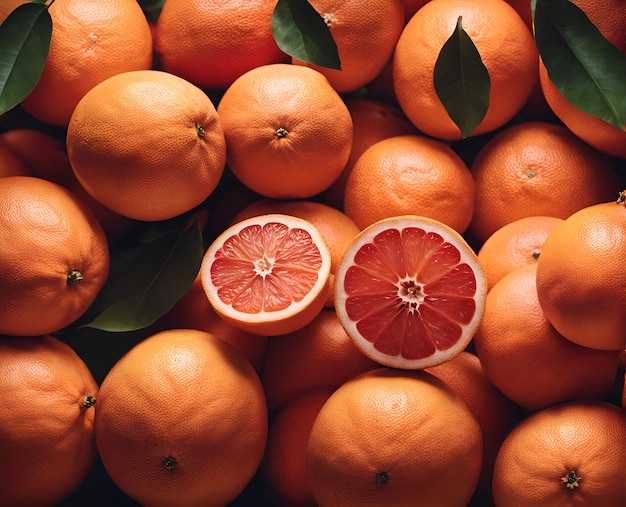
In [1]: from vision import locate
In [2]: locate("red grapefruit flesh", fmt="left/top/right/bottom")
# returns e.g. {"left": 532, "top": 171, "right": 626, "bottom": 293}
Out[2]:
{"left": 201, "top": 214, "right": 332, "bottom": 336}
{"left": 334, "top": 215, "right": 486, "bottom": 369}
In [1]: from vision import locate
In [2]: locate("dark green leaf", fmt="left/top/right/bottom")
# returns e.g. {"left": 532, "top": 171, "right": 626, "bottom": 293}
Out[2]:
{"left": 272, "top": 0, "right": 341, "bottom": 70}
{"left": 433, "top": 16, "right": 491, "bottom": 139}
{"left": 137, "top": 0, "right": 165, "bottom": 24}
{"left": 81, "top": 220, "right": 204, "bottom": 332}
{"left": 0, "top": 2, "right": 52, "bottom": 114}
{"left": 534, "top": 0, "right": 626, "bottom": 130}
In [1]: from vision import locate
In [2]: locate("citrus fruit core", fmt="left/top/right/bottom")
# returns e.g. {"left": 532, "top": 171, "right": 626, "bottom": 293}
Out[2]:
{"left": 335, "top": 216, "right": 486, "bottom": 369}
{"left": 201, "top": 214, "right": 331, "bottom": 336}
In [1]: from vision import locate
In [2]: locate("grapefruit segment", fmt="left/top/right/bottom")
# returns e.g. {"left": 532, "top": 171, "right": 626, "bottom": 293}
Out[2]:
{"left": 335, "top": 216, "right": 486, "bottom": 369}
{"left": 201, "top": 214, "right": 331, "bottom": 336}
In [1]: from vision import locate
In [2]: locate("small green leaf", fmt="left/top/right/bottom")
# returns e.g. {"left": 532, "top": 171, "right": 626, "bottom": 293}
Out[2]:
{"left": 0, "top": 2, "right": 51, "bottom": 111}
{"left": 0, "top": 2, "right": 52, "bottom": 115}
{"left": 272, "top": 0, "right": 341, "bottom": 70}
{"left": 81, "top": 220, "right": 204, "bottom": 332}
{"left": 534, "top": 0, "right": 626, "bottom": 130}
{"left": 137, "top": 0, "right": 165, "bottom": 24}
{"left": 433, "top": 16, "right": 491, "bottom": 139}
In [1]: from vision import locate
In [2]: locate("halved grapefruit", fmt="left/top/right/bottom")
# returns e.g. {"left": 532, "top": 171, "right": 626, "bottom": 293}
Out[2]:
{"left": 334, "top": 215, "right": 486, "bottom": 369}
{"left": 201, "top": 214, "right": 331, "bottom": 336}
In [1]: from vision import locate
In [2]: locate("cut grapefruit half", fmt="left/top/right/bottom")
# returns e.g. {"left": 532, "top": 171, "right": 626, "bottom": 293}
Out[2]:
{"left": 201, "top": 214, "right": 331, "bottom": 336}
{"left": 334, "top": 215, "right": 487, "bottom": 369}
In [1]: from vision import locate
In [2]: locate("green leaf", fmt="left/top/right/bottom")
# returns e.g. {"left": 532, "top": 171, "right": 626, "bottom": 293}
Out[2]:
{"left": 0, "top": 2, "right": 52, "bottom": 114}
{"left": 137, "top": 0, "right": 165, "bottom": 24}
{"left": 81, "top": 220, "right": 204, "bottom": 332}
{"left": 534, "top": 0, "right": 626, "bottom": 130}
{"left": 433, "top": 16, "right": 491, "bottom": 139}
{"left": 272, "top": 0, "right": 341, "bottom": 70}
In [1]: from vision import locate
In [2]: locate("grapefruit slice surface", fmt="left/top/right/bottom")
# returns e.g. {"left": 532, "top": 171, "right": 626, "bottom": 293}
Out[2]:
{"left": 334, "top": 215, "right": 486, "bottom": 369}
{"left": 201, "top": 214, "right": 331, "bottom": 336}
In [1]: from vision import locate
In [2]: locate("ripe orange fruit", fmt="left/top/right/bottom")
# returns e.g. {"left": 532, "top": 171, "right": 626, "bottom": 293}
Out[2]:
{"left": 0, "top": 334, "right": 99, "bottom": 507}
{"left": 536, "top": 197, "right": 626, "bottom": 351}
{"left": 492, "top": 400, "right": 626, "bottom": 506}
{"left": 474, "top": 264, "right": 620, "bottom": 412}
{"left": 155, "top": 0, "right": 287, "bottom": 91}
{"left": 343, "top": 135, "right": 475, "bottom": 233}
{"left": 538, "top": 0, "right": 626, "bottom": 158}
{"left": 426, "top": 351, "right": 522, "bottom": 507}
{"left": 0, "top": 176, "right": 110, "bottom": 336}
{"left": 306, "top": 367, "right": 483, "bottom": 507}
{"left": 148, "top": 274, "right": 268, "bottom": 373}
{"left": 504, "top": 0, "right": 533, "bottom": 28}
{"left": 393, "top": 0, "right": 538, "bottom": 140}
{"left": 467, "top": 121, "right": 622, "bottom": 245}
{"left": 0, "top": 129, "right": 139, "bottom": 242}
{"left": 262, "top": 388, "right": 334, "bottom": 507}
{"left": 400, "top": 0, "right": 430, "bottom": 21}
{"left": 539, "top": 69, "right": 626, "bottom": 159}
{"left": 66, "top": 69, "right": 227, "bottom": 222}
{"left": 95, "top": 329, "right": 268, "bottom": 507}
{"left": 291, "top": 0, "right": 405, "bottom": 93}
{"left": 216, "top": 63, "right": 353, "bottom": 199}
{"left": 0, "top": 137, "right": 31, "bottom": 177}
{"left": 232, "top": 199, "right": 361, "bottom": 308}
{"left": 260, "top": 309, "right": 380, "bottom": 414}
{"left": 334, "top": 215, "right": 486, "bottom": 370}
{"left": 200, "top": 214, "right": 332, "bottom": 336}
{"left": 19, "top": 0, "right": 153, "bottom": 126}
{"left": 477, "top": 215, "right": 565, "bottom": 291}
{"left": 0, "top": 0, "right": 26, "bottom": 23}
{"left": 323, "top": 97, "right": 419, "bottom": 210}
{"left": 0, "top": 129, "right": 70, "bottom": 180}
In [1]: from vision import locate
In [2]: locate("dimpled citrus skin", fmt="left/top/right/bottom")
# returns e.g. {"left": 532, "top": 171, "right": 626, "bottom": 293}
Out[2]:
{"left": 155, "top": 0, "right": 287, "bottom": 91}
{"left": 426, "top": 351, "right": 522, "bottom": 506}
{"left": 536, "top": 200, "right": 626, "bottom": 351}
{"left": 474, "top": 264, "right": 620, "bottom": 412}
{"left": 95, "top": 329, "right": 268, "bottom": 507}
{"left": 477, "top": 216, "right": 564, "bottom": 291}
{"left": 393, "top": 0, "right": 538, "bottom": 140}
{"left": 343, "top": 135, "right": 475, "bottom": 234}
{"left": 0, "top": 176, "right": 110, "bottom": 336}
{"left": 20, "top": 0, "right": 153, "bottom": 126}
{"left": 492, "top": 400, "right": 626, "bottom": 506}
{"left": 67, "top": 69, "right": 226, "bottom": 222}
{"left": 306, "top": 367, "right": 483, "bottom": 507}
{"left": 467, "top": 121, "right": 621, "bottom": 245}
{"left": 0, "top": 334, "right": 99, "bottom": 507}
{"left": 538, "top": 0, "right": 626, "bottom": 158}
{"left": 292, "top": 0, "right": 405, "bottom": 93}
{"left": 216, "top": 64, "right": 353, "bottom": 199}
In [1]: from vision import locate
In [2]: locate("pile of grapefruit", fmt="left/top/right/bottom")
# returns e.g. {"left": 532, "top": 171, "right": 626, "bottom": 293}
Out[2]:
{"left": 0, "top": 0, "right": 625, "bottom": 506}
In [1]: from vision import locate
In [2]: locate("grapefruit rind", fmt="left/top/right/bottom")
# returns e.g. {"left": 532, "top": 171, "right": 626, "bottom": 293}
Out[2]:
{"left": 334, "top": 215, "right": 486, "bottom": 369}
{"left": 201, "top": 214, "right": 331, "bottom": 336}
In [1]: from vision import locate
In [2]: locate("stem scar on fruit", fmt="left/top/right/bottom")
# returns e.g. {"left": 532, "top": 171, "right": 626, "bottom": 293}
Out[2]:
{"left": 83, "top": 395, "right": 96, "bottom": 408}
{"left": 162, "top": 456, "right": 178, "bottom": 470}
{"left": 67, "top": 269, "right": 83, "bottom": 285}
{"left": 616, "top": 190, "right": 626, "bottom": 204}
{"left": 560, "top": 471, "right": 581, "bottom": 489}
{"left": 375, "top": 471, "right": 389, "bottom": 485}
{"left": 275, "top": 127, "right": 288, "bottom": 138}
{"left": 196, "top": 124, "right": 205, "bottom": 138}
